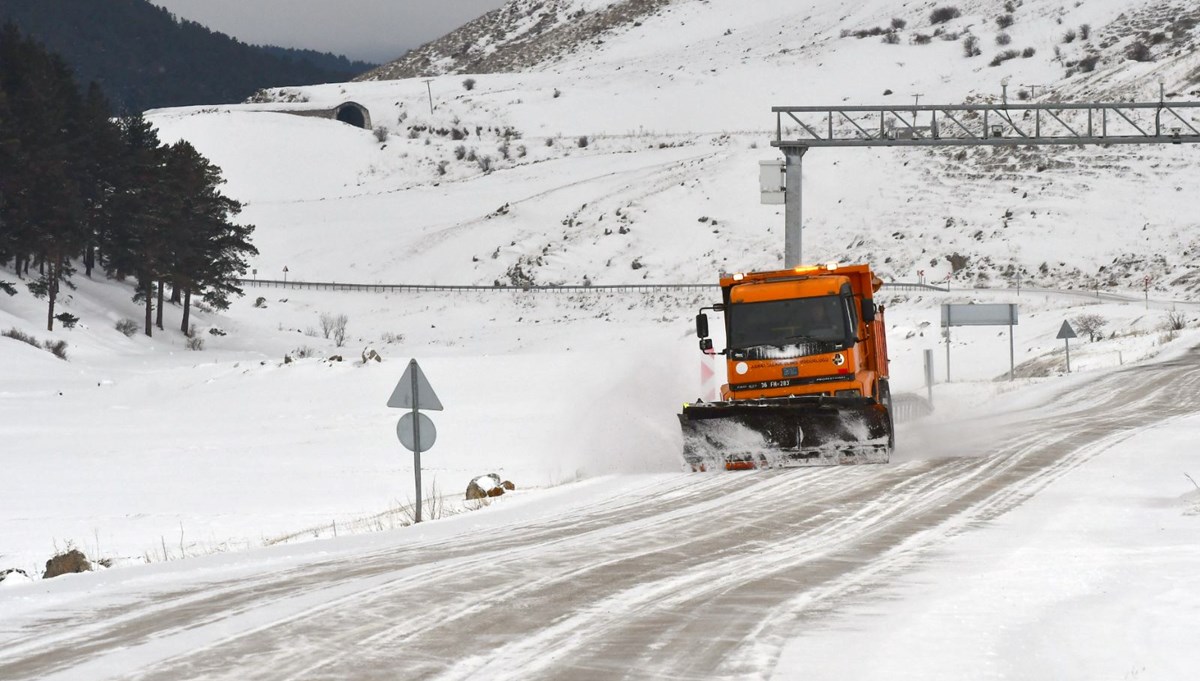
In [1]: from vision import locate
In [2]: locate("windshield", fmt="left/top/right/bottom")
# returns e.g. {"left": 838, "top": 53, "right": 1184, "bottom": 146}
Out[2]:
{"left": 727, "top": 295, "right": 850, "bottom": 357}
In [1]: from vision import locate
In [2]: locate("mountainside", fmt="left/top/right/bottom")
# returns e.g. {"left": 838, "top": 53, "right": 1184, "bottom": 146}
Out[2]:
{"left": 167, "top": 0, "right": 1200, "bottom": 296}
{"left": 362, "top": 0, "right": 1200, "bottom": 84}
{"left": 358, "top": 0, "right": 670, "bottom": 80}
{"left": 258, "top": 45, "right": 376, "bottom": 77}
{"left": 0, "top": 0, "right": 374, "bottom": 112}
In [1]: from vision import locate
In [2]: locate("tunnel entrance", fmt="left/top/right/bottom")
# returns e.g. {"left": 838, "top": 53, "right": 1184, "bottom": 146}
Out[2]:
{"left": 335, "top": 102, "right": 369, "bottom": 129}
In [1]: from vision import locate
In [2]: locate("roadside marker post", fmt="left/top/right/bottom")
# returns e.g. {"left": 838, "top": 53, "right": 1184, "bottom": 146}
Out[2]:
{"left": 387, "top": 359, "right": 444, "bottom": 523}
{"left": 923, "top": 349, "right": 934, "bottom": 405}
{"left": 1057, "top": 321, "right": 1078, "bottom": 373}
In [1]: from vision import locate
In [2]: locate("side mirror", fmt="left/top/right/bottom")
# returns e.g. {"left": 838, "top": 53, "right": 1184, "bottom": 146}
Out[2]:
{"left": 861, "top": 299, "right": 877, "bottom": 323}
{"left": 695, "top": 313, "right": 710, "bottom": 338}
{"left": 699, "top": 338, "right": 714, "bottom": 353}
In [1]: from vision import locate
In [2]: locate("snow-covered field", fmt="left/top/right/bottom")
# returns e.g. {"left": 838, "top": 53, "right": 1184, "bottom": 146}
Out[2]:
{"left": 3, "top": 0, "right": 1200, "bottom": 677}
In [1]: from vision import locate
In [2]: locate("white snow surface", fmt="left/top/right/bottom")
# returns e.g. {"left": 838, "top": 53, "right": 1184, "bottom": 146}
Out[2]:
{"left": 777, "top": 413, "right": 1200, "bottom": 680}
{"left": 3, "top": 0, "right": 1200, "bottom": 676}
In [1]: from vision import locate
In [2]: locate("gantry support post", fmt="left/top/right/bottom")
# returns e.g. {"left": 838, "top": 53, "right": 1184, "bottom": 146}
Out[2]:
{"left": 783, "top": 146, "right": 808, "bottom": 268}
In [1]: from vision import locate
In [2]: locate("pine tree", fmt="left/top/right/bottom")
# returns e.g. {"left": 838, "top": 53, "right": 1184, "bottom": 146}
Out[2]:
{"left": 76, "top": 82, "right": 123, "bottom": 279}
{"left": 102, "top": 114, "right": 170, "bottom": 337}
{"left": 160, "top": 140, "right": 256, "bottom": 333}
{"left": 0, "top": 23, "right": 90, "bottom": 330}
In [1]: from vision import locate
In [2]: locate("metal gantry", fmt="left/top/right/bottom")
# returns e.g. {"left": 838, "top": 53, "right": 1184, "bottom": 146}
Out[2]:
{"left": 770, "top": 100, "right": 1200, "bottom": 267}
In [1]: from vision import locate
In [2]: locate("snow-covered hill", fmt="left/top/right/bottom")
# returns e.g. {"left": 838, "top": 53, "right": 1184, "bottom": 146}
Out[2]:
{"left": 155, "top": 0, "right": 1200, "bottom": 294}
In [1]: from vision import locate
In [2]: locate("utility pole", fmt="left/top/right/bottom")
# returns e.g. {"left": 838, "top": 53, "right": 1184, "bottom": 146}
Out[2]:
{"left": 423, "top": 79, "right": 435, "bottom": 116}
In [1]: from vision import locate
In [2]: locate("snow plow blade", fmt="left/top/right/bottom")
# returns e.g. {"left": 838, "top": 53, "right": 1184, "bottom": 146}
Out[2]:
{"left": 679, "top": 397, "right": 892, "bottom": 471}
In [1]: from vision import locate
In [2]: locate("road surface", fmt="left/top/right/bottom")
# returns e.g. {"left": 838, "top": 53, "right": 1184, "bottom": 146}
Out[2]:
{"left": 2, "top": 347, "right": 1197, "bottom": 680}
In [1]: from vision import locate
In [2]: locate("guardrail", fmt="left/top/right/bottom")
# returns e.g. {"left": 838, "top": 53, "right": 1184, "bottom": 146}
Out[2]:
{"left": 892, "top": 393, "right": 934, "bottom": 424}
{"left": 882, "top": 282, "right": 951, "bottom": 292}
{"left": 236, "top": 278, "right": 944, "bottom": 294}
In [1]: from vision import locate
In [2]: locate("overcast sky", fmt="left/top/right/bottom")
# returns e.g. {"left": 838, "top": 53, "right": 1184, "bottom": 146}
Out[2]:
{"left": 149, "top": 0, "right": 508, "bottom": 64}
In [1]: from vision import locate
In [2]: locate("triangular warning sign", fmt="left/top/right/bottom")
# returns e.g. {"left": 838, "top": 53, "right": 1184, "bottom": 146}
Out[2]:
{"left": 1056, "top": 321, "right": 1077, "bottom": 340}
{"left": 387, "top": 359, "right": 444, "bottom": 410}
{"left": 700, "top": 360, "right": 715, "bottom": 384}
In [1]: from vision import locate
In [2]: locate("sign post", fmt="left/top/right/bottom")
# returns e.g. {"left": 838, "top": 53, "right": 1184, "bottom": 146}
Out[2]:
{"left": 1057, "top": 321, "right": 1077, "bottom": 373}
{"left": 923, "top": 348, "right": 934, "bottom": 405}
{"left": 387, "top": 359, "right": 444, "bottom": 523}
{"left": 941, "top": 303, "right": 1020, "bottom": 381}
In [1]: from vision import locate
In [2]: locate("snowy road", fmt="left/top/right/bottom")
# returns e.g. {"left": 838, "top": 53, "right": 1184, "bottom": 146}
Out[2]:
{"left": 2, "top": 348, "right": 1198, "bottom": 680}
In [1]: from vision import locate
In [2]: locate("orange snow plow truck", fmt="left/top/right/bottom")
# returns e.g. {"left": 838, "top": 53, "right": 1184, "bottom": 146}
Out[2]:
{"left": 680, "top": 263, "right": 893, "bottom": 470}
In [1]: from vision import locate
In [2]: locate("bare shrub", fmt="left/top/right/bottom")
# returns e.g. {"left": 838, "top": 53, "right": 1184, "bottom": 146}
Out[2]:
{"left": 115, "top": 318, "right": 139, "bottom": 337}
{"left": 996, "top": 32, "right": 1012, "bottom": 46}
{"left": 577, "top": 135, "right": 590, "bottom": 148}
{"left": 453, "top": 145, "right": 467, "bottom": 160}
{"left": 912, "top": 33, "right": 932, "bottom": 44}
{"left": 42, "top": 339, "right": 68, "bottom": 360}
{"left": 989, "top": 49, "right": 1020, "bottom": 66}
{"left": 996, "top": 14, "right": 1014, "bottom": 29}
{"left": 1077, "top": 54, "right": 1100, "bottom": 71}
{"left": 1164, "top": 311, "right": 1188, "bottom": 331}
{"left": 476, "top": 155, "right": 494, "bottom": 173}
{"left": 930, "top": 6, "right": 961, "bottom": 24}
{"left": 3, "top": 327, "right": 39, "bottom": 347}
{"left": 882, "top": 31, "right": 900, "bottom": 44}
{"left": 292, "top": 345, "right": 316, "bottom": 358}
{"left": 1063, "top": 29, "right": 1077, "bottom": 43}
{"left": 373, "top": 127, "right": 389, "bottom": 143}
{"left": 1126, "top": 41, "right": 1151, "bottom": 62}
{"left": 332, "top": 314, "right": 349, "bottom": 347}
{"left": 1079, "top": 24, "right": 1090, "bottom": 40}
{"left": 962, "top": 35, "right": 980, "bottom": 57}
{"left": 319, "top": 312, "right": 337, "bottom": 339}
{"left": 462, "top": 77, "right": 476, "bottom": 91}
{"left": 185, "top": 336, "right": 204, "bottom": 351}
{"left": 1021, "top": 46, "right": 1036, "bottom": 58}
{"left": 1073, "top": 313, "right": 1108, "bottom": 342}
{"left": 253, "top": 296, "right": 267, "bottom": 308}
{"left": 849, "top": 27, "right": 886, "bottom": 38}
{"left": 891, "top": 17, "right": 907, "bottom": 29}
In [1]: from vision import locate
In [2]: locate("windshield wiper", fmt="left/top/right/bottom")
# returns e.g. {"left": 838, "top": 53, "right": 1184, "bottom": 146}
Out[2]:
{"left": 779, "top": 334, "right": 826, "bottom": 344}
